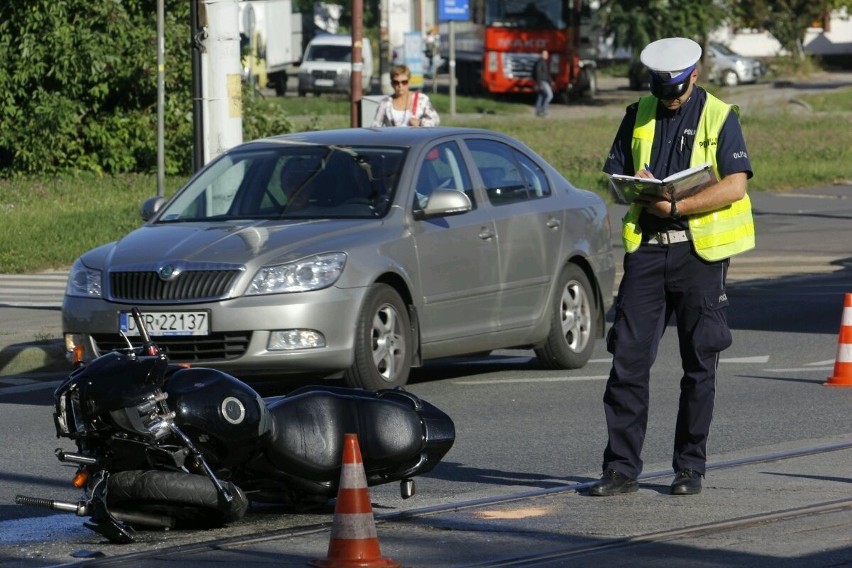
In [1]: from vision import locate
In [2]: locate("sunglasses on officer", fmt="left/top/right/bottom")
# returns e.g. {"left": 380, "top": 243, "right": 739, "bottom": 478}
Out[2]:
{"left": 649, "top": 66, "right": 695, "bottom": 101}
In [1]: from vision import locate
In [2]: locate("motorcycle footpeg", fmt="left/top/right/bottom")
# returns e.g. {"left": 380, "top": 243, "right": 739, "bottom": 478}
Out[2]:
{"left": 400, "top": 478, "right": 415, "bottom": 499}
{"left": 84, "top": 519, "right": 136, "bottom": 544}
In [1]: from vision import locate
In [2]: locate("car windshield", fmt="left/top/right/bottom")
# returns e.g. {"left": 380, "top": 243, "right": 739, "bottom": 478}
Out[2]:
{"left": 711, "top": 43, "right": 736, "bottom": 56}
{"left": 305, "top": 44, "right": 351, "bottom": 62}
{"left": 157, "top": 145, "right": 406, "bottom": 222}
{"left": 487, "top": 0, "right": 564, "bottom": 29}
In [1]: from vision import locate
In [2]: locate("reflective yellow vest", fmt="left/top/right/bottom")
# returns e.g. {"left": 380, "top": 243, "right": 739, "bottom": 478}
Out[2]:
{"left": 622, "top": 93, "right": 755, "bottom": 261}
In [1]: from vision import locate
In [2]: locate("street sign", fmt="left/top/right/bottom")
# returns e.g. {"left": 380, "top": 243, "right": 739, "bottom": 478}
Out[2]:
{"left": 438, "top": 0, "right": 470, "bottom": 21}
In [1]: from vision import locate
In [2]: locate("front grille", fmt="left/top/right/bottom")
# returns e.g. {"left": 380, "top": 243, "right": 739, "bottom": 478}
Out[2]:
{"left": 110, "top": 270, "right": 242, "bottom": 303}
{"left": 311, "top": 70, "right": 337, "bottom": 80}
{"left": 92, "top": 332, "right": 251, "bottom": 363}
{"left": 507, "top": 54, "right": 536, "bottom": 79}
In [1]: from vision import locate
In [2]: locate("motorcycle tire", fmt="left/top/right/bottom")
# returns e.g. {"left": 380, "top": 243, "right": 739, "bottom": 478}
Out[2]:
{"left": 107, "top": 470, "right": 248, "bottom": 529}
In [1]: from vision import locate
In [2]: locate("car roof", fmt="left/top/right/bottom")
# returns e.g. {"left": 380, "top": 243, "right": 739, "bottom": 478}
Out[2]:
{"left": 240, "top": 127, "right": 519, "bottom": 152}
{"left": 307, "top": 34, "right": 354, "bottom": 46}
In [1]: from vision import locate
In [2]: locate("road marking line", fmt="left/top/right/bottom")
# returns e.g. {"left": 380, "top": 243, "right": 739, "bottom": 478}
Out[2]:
{"left": 454, "top": 376, "right": 609, "bottom": 385}
{"left": 720, "top": 355, "right": 770, "bottom": 363}
{"left": 763, "top": 367, "right": 833, "bottom": 373}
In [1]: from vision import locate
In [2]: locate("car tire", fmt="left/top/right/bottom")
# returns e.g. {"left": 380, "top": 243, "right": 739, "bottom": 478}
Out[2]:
{"left": 107, "top": 470, "right": 248, "bottom": 529}
{"left": 721, "top": 70, "right": 739, "bottom": 87}
{"left": 344, "top": 284, "right": 412, "bottom": 390}
{"left": 534, "top": 264, "right": 596, "bottom": 370}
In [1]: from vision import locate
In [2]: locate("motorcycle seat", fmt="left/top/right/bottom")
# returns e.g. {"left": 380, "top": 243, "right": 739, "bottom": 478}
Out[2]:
{"left": 265, "top": 389, "right": 424, "bottom": 479}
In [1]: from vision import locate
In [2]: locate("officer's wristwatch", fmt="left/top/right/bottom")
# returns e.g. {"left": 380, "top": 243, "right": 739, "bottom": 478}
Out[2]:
{"left": 670, "top": 200, "right": 682, "bottom": 219}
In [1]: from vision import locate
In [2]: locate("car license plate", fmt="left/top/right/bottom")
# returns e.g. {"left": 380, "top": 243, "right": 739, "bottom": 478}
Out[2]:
{"left": 120, "top": 311, "right": 209, "bottom": 336}
{"left": 315, "top": 79, "right": 334, "bottom": 87}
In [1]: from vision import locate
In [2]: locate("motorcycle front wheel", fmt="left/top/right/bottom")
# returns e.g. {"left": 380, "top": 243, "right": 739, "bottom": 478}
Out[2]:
{"left": 107, "top": 470, "right": 248, "bottom": 529}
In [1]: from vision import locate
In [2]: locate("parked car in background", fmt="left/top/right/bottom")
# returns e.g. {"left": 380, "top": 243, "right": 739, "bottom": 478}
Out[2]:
{"left": 297, "top": 34, "right": 373, "bottom": 96}
{"left": 63, "top": 128, "right": 615, "bottom": 389}
{"left": 707, "top": 42, "right": 766, "bottom": 86}
{"left": 628, "top": 42, "right": 765, "bottom": 91}
{"left": 627, "top": 58, "right": 650, "bottom": 91}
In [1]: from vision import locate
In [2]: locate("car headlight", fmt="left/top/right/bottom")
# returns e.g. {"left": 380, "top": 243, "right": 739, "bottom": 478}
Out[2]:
{"left": 246, "top": 253, "right": 346, "bottom": 295}
{"left": 66, "top": 261, "right": 103, "bottom": 298}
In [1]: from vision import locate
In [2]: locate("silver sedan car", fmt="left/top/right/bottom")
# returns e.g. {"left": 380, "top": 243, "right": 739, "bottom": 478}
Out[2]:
{"left": 63, "top": 127, "right": 614, "bottom": 389}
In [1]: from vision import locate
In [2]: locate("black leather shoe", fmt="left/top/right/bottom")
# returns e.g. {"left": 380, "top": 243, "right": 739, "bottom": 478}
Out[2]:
{"left": 589, "top": 469, "right": 638, "bottom": 496}
{"left": 670, "top": 469, "right": 703, "bottom": 495}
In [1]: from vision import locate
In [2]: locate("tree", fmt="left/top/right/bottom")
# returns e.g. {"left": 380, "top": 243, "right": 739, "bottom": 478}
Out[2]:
{"left": 0, "top": 0, "right": 295, "bottom": 178}
{"left": 730, "top": 0, "right": 851, "bottom": 60}
{"left": 597, "top": 0, "right": 730, "bottom": 60}
{"left": 0, "top": 1, "right": 197, "bottom": 176}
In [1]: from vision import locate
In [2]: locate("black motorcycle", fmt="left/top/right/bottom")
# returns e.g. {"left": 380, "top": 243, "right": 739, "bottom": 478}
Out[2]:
{"left": 16, "top": 308, "right": 455, "bottom": 544}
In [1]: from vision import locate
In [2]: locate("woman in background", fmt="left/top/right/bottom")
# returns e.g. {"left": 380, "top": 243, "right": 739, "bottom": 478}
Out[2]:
{"left": 372, "top": 65, "right": 440, "bottom": 127}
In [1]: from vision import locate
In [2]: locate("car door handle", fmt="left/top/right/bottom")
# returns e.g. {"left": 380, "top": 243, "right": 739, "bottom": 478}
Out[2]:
{"left": 546, "top": 217, "right": 561, "bottom": 229}
{"left": 479, "top": 227, "right": 495, "bottom": 240}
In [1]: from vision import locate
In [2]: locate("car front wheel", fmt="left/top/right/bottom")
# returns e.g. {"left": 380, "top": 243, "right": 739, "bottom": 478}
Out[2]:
{"left": 721, "top": 69, "right": 740, "bottom": 87}
{"left": 534, "top": 264, "right": 596, "bottom": 370}
{"left": 344, "top": 284, "right": 412, "bottom": 390}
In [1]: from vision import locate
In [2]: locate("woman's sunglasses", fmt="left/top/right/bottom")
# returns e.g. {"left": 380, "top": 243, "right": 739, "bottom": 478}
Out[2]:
{"left": 391, "top": 79, "right": 409, "bottom": 87}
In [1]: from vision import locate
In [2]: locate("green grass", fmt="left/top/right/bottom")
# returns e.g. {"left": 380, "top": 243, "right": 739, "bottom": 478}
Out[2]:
{"left": 2, "top": 86, "right": 850, "bottom": 274}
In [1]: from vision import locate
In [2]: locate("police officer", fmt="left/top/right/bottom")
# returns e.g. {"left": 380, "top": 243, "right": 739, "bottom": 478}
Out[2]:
{"left": 590, "top": 37, "right": 755, "bottom": 497}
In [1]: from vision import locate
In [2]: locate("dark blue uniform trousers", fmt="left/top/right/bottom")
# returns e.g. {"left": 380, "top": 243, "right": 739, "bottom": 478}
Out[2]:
{"left": 602, "top": 241, "right": 732, "bottom": 480}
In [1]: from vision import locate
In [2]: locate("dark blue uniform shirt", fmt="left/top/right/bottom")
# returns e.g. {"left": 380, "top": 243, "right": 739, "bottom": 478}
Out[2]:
{"left": 602, "top": 87, "right": 753, "bottom": 234}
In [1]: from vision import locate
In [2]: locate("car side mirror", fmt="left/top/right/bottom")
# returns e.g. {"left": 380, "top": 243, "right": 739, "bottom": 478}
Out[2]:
{"left": 141, "top": 196, "right": 166, "bottom": 221}
{"left": 414, "top": 189, "right": 472, "bottom": 220}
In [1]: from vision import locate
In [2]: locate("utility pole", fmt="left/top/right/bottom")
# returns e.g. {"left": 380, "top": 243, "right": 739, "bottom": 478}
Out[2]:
{"left": 156, "top": 0, "right": 165, "bottom": 196}
{"left": 190, "top": 0, "right": 205, "bottom": 172}
{"left": 351, "top": 0, "right": 364, "bottom": 127}
{"left": 192, "top": 0, "right": 243, "bottom": 168}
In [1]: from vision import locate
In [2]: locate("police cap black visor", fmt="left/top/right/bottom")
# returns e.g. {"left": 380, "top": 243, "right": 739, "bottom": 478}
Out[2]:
{"left": 649, "top": 73, "right": 690, "bottom": 100}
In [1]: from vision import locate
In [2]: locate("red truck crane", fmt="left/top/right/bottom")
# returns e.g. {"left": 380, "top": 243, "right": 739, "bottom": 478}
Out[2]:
{"left": 443, "top": 0, "right": 596, "bottom": 101}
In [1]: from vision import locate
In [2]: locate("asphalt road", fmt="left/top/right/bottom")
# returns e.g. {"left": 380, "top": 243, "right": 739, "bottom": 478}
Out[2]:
{"left": 0, "top": 181, "right": 851, "bottom": 566}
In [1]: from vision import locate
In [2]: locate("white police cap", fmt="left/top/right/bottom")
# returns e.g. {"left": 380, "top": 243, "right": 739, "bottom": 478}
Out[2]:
{"left": 640, "top": 38, "right": 701, "bottom": 99}
{"left": 640, "top": 37, "right": 702, "bottom": 80}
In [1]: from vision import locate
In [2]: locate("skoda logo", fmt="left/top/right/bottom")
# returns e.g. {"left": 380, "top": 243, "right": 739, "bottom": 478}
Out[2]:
{"left": 158, "top": 264, "right": 178, "bottom": 281}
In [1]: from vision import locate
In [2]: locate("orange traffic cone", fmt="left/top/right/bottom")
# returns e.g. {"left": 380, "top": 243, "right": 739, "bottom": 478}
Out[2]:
{"left": 309, "top": 434, "right": 401, "bottom": 568}
{"left": 826, "top": 293, "right": 852, "bottom": 387}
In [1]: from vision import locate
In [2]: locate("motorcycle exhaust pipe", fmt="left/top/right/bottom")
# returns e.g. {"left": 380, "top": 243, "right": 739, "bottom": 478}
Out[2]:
{"left": 111, "top": 509, "right": 176, "bottom": 529}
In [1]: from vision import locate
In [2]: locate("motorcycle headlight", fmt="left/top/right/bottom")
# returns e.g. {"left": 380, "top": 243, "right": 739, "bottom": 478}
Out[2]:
{"left": 55, "top": 386, "right": 86, "bottom": 436}
{"left": 246, "top": 253, "right": 346, "bottom": 295}
{"left": 66, "top": 261, "right": 103, "bottom": 298}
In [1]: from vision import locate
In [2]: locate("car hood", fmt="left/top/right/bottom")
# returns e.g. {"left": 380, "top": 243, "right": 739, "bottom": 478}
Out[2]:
{"left": 80, "top": 219, "right": 381, "bottom": 271}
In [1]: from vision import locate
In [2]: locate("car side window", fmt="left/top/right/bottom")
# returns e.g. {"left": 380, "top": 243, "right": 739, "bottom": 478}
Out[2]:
{"left": 414, "top": 141, "right": 475, "bottom": 209}
{"left": 466, "top": 139, "right": 551, "bottom": 205}
{"left": 515, "top": 151, "right": 551, "bottom": 198}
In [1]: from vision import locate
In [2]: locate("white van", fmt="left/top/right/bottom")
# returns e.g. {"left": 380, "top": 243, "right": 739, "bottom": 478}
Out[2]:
{"left": 297, "top": 34, "right": 373, "bottom": 96}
